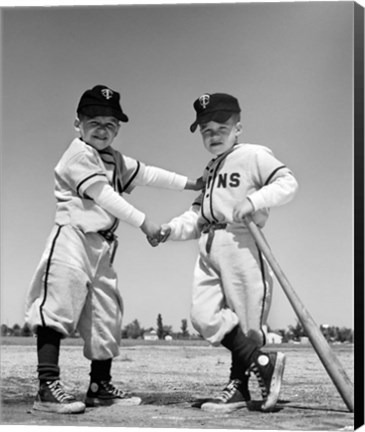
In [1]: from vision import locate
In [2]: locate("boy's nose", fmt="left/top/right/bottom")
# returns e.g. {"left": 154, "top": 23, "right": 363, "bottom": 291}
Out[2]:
{"left": 96, "top": 126, "right": 108, "bottom": 134}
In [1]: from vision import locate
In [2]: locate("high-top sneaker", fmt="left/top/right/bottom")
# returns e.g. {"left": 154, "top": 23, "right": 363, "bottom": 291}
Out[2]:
{"left": 247, "top": 351, "right": 285, "bottom": 412}
{"left": 33, "top": 380, "right": 85, "bottom": 414}
{"left": 85, "top": 380, "right": 142, "bottom": 407}
{"left": 201, "top": 378, "right": 250, "bottom": 412}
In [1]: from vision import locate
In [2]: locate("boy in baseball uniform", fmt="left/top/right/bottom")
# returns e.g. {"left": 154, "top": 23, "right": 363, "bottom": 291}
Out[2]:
{"left": 25, "top": 85, "right": 203, "bottom": 414}
{"left": 153, "top": 93, "right": 298, "bottom": 413}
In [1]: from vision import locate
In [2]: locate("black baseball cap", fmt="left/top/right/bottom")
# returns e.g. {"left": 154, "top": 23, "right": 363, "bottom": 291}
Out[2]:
{"left": 190, "top": 93, "right": 241, "bottom": 132}
{"left": 77, "top": 85, "right": 129, "bottom": 122}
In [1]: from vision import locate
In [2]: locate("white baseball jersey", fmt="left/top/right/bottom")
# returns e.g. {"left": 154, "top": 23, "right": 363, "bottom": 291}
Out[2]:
{"left": 167, "top": 143, "right": 298, "bottom": 346}
{"left": 168, "top": 143, "right": 298, "bottom": 239}
{"left": 25, "top": 137, "right": 188, "bottom": 359}
{"left": 55, "top": 137, "right": 187, "bottom": 233}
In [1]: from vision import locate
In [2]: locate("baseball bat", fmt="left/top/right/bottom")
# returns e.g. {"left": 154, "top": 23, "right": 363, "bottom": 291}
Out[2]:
{"left": 244, "top": 215, "right": 354, "bottom": 412}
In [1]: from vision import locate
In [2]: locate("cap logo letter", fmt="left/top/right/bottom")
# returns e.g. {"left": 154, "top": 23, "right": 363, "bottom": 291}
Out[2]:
{"left": 199, "top": 94, "right": 210, "bottom": 109}
{"left": 101, "top": 88, "right": 113, "bottom": 100}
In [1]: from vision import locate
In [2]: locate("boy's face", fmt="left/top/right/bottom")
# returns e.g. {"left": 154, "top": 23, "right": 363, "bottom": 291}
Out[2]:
{"left": 199, "top": 117, "right": 242, "bottom": 156}
{"left": 75, "top": 116, "right": 120, "bottom": 151}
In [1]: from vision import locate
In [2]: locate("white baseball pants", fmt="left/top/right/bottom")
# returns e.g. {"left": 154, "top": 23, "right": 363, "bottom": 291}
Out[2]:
{"left": 190, "top": 227, "right": 273, "bottom": 346}
{"left": 25, "top": 224, "right": 123, "bottom": 360}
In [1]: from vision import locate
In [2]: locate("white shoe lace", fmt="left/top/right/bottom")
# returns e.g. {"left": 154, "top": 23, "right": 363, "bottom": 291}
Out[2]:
{"left": 247, "top": 363, "right": 268, "bottom": 398}
{"left": 217, "top": 379, "right": 241, "bottom": 402}
{"left": 47, "top": 380, "right": 75, "bottom": 403}
{"left": 101, "top": 381, "right": 128, "bottom": 398}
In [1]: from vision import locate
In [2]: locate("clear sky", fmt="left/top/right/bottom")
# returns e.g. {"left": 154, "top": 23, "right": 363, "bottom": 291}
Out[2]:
{"left": 1, "top": 2, "right": 356, "bottom": 335}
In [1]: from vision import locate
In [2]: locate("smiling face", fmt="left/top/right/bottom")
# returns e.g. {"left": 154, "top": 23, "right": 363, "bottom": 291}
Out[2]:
{"left": 75, "top": 115, "right": 120, "bottom": 151}
{"left": 199, "top": 116, "right": 243, "bottom": 156}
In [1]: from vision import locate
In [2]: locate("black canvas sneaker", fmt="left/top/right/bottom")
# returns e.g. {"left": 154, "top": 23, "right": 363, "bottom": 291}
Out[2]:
{"left": 200, "top": 378, "right": 251, "bottom": 413}
{"left": 33, "top": 380, "right": 86, "bottom": 414}
{"left": 247, "top": 351, "right": 285, "bottom": 411}
{"left": 85, "top": 380, "right": 142, "bottom": 407}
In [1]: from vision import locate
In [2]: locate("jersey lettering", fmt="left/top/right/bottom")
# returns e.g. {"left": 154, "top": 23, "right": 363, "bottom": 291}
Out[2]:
{"left": 216, "top": 172, "right": 241, "bottom": 188}
{"left": 217, "top": 173, "right": 228, "bottom": 188}
{"left": 229, "top": 172, "right": 240, "bottom": 187}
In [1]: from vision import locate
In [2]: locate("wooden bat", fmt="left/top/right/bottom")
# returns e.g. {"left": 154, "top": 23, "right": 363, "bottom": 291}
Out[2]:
{"left": 244, "top": 215, "right": 354, "bottom": 412}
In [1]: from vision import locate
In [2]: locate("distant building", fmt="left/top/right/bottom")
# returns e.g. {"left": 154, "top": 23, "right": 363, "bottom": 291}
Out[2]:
{"left": 262, "top": 325, "right": 282, "bottom": 344}
{"left": 266, "top": 332, "right": 283, "bottom": 344}
{"left": 143, "top": 329, "right": 158, "bottom": 341}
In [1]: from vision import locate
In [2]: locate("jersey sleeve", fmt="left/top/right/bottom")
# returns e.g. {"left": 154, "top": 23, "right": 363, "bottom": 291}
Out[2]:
{"left": 86, "top": 182, "right": 145, "bottom": 228}
{"left": 122, "top": 156, "right": 188, "bottom": 191}
{"left": 247, "top": 146, "right": 298, "bottom": 210}
{"left": 60, "top": 151, "right": 109, "bottom": 198}
{"left": 167, "top": 205, "right": 201, "bottom": 241}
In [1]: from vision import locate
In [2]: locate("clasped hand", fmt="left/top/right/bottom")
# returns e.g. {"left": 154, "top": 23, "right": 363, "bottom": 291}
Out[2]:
{"left": 140, "top": 217, "right": 171, "bottom": 247}
{"left": 146, "top": 224, "right": 171, "bottom": 247}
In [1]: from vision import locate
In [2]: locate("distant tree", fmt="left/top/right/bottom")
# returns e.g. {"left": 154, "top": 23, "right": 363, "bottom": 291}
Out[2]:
{"left": 122, "top": 319, "right": 144, "bottom": 339}
{"left": 1, "top": 324, "right": 9, "bottom": 337}
{"left": 320, "top": 324, "right": 338, "bottom": 342}
{"left": 180, "top": 319, "right": 189, "bottom": 338}
{"left": 337, "top": 327, "right": 353, "bottom": 343}
{"left": 330, "top": 326, "right": 339, "bottom": 341}
{"left": 163, "top": 325, "right": 173, "bottom": 338}
{"left": 157, "top": 314, "right": 164, "bottom": 339}
{"left": 21, "top": 323, "right": 32, "bottom": 337}
{"left": 12, "top": 324, "right": 21, "bottom": 337}
{"left": 320, "top": 325, "right": 353, "bottom": 343}
{"left": 288, "top": 321, "right": 306, "bottom": 341}
{"left": 277, "top": 328, "right": 290, "bottom": 343}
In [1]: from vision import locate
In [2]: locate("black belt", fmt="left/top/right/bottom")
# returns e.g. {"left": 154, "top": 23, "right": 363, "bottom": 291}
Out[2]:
{"left": 98, "top": 230, "right": 117, "bottom": 242}
{"left": 201, "top": 222, "right": 227, "bottom": 253}
{"left": 98, "top": 230, "right": 118, "bottom": 264}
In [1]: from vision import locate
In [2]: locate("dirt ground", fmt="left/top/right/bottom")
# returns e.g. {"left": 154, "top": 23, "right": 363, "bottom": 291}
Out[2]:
{"left": 0, "top": 339, "right": 355, "bottom": 430}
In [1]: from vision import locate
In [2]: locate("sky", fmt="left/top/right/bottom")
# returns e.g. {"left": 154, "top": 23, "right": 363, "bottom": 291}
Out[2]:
{"left": 0, "top": 1, "right": 359, "bottom": 336}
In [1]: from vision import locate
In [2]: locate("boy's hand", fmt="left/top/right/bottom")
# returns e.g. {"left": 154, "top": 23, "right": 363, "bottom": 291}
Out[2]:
{"left": 232, "top": 198, "right": 254, "bottom": 222}
{"left": 145, "top": 224, "right": 171, "bottom": 247}
{"left": 184, "top": 177, "right": 205, "bottom": 191}
{"left": 147, "top": 234, "right": 160, "bottom": 247}
{"left": 158, "top": 224, "right": 171, "bottom": 243}
{"left": 140, "top": 218, "right": 161, "bottom": 247}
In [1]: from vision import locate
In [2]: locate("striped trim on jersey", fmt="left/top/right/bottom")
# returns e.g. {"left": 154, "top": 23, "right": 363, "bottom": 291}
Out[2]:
{"left": 99, "top": 149, "right": 122, "bottom": 193}
{"left": 123, "top": 161, "right": 140, "bottom": 192}
{"left": 264, "top": 165, "right": 287, "bottom": 185}
{"left": 99, "top": 149, "right": 141, "bottom": 194}
{"left": 39, "top": 225, "right": 63, "bottom": 327}
{"left": 202, "top": 146, "right": 237, "bottom": 223}
{"left": 76, "top": 173, "right": 107, "bottom": 197}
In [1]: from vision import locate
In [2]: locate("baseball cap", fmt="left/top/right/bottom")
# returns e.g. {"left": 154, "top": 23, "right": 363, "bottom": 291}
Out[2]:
{"left": 190, "top": 93, "right": 241, "bottom": 132}
{"left": 77, "top": 85, "right": 129, "bottom": 122}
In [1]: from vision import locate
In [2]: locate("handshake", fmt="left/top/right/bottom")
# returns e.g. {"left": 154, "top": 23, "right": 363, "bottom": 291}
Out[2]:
{"left": 140, "top": 220, "right": 172, "bottom": 247}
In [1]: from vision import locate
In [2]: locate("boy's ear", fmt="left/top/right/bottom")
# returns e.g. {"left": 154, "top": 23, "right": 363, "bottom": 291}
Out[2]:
{"left": 235, "top": 122, "right": 243, "bottom": 137}
{"left": 74, "top": 118, "right": 81, "bottom": 132}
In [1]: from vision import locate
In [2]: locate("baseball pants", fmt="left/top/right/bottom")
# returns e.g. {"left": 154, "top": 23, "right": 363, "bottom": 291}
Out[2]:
{"left": 25, "top": 224, "right": 123, "bottom": 360}
{"left": 190, "top": 227, "right": 273, "bottom": 346}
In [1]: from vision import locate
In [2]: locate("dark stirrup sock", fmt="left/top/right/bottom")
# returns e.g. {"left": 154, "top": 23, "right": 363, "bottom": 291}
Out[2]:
{"left": 221, "top": 325, "right": 259, "bottom": 372}
{"left": 89, "top": 358, "right": 112, "bottom": 383}
{"left": 36, "top": 326, "right": 62, "bottom": 383}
